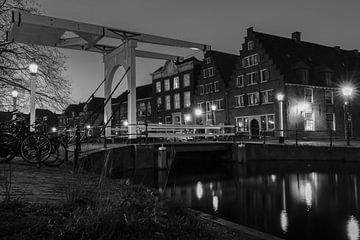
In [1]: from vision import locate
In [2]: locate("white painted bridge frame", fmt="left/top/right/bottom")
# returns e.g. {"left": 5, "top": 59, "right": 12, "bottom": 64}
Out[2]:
{"left": 8, "top": 11, "right": 210, "bottom": 139}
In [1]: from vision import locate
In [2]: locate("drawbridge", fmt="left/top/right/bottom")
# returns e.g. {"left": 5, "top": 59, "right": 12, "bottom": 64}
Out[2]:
{"left": 7, "top": 10, "right": 210, "bottom": 139}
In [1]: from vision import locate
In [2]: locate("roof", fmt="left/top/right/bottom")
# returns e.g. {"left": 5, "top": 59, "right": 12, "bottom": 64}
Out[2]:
{"left": 152, "top": 57, "right": 201, "bottom": 74}
{"left": 253, "top": 31, "right": 360, "bottom": 82}
{"left": 114, "top": 84, "right": 152, "bottom": 104}
{"left": 207, "top": 50, "right": 239, "bottom": 81}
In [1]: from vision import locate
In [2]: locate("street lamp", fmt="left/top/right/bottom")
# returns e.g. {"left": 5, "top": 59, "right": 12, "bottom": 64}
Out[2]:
{"left": 211, "top": 104, "right": 217, "bottom": 125}
{"left": 277, "top": 93, "right": 285, "bottom": 143}
{"left": 184, "top": 114, "right": 191, "bottom": 124}
{"left": 11, "top": 89, "right": 18, "bottom": 120}
{"left": 194, "top": 108, "right": 202, "bottom": 125}
{"left": 341, "top": 85, "right": 354, "bottom": 146}
{"left": 29, "top": 62, "right": 38, "bottom": 131}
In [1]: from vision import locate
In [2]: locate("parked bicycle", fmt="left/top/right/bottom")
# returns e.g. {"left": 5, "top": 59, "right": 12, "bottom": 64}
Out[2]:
{"left": 0, "top": 114, "right": 52, "bottom": 164}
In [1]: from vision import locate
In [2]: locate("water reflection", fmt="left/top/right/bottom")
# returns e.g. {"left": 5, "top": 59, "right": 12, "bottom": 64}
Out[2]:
{"left": 347, "top": 216, "right": 359, "bottom": 240}
{"left": 164, "top": 161, "right": 360, "bottom": 240}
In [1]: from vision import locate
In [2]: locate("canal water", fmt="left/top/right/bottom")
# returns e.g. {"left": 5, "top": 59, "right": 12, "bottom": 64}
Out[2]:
{"left": 161, "top": 156, "right": 360, "bottom": 240}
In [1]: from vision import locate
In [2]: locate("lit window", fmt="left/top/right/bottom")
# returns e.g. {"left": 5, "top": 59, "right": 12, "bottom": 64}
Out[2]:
{"left": 214, "top": 81, "right": 220, "bottom": 92}
{"left": 304, "top": 88, "right": 313, "bottom": 103}
{"left": 234, "top": 95, "right": 244, "bottom": 108}
{"left": 164, "top": 79, "right": 170, "bottom": 91}
{"left": 199, "top": 85, "right": 204, "bottom": 95}
{"left": 157, "top": 97, "right": 162, "bottom": 107}
{"left": 261, "top": 89, "right": 274, "bottom": 104}
{"left": 248, "top": 41, "right": 254, "bottom": 50}
{"left": 248, "top": 92, "right": 259, "bottom": 106}
{"left": 236, "top": 75, "right": 244, "bottom": 87}
{"left": 326, "top": 113, "right": 335, "bottom": 131}
{"left": 184, "top": 91, "right": 191, "bottom": 108}
{"left": 183, "top": 73, "right": 190, "bottom": 87}
{"left": 173, "top": 76, "right": 180, "bottom": 89}
{"left": 260, "top": 69, "right": 269, "bottom": 82}
{"left": 304, "top": 112, "right": 314, "bottom": 131}
{"left": 247, "top": 72, "right": 257, "bottom": 85}
{"left": 267, "top": 115, "right": 275, "bottom": 130}
{"left": 174, "top": 93, "right": 180, "bottom": 109}
{"left": 165, "top": 95, "right": 171, "bottom": 110}
{"left": 236, "top": 117, "right": 249, "bottom": 132}
{"left": 325, "top": 90, "right": 333, "bottom": 104}
{"left": 197, "top": 102, "right": 204, "bottom": 111}
{"left": 156, "top": 81, "right": 161, "bottom": 93}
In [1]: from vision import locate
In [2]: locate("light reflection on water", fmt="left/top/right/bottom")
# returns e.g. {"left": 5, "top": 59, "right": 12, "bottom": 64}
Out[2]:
{"left": 163, "top": 162, "right": 360, "bottom": 240}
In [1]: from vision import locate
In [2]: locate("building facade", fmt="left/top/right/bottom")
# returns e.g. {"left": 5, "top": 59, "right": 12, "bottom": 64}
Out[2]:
{"left": 152, "top": 57, "right": 201, "bottom": 124}
{"left": 229, "top": 27, "right": 360, "bottom": 138}
{"left": 195, "top": 50, "right": 238, "bottom": 125}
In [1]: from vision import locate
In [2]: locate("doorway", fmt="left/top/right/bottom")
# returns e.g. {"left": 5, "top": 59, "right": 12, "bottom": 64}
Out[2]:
{"left": 250, "top": 119, "right": 260, "bottom": 139}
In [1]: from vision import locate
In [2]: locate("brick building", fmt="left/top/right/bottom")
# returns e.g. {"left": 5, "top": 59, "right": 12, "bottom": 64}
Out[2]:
{"left": 229, "top": 27, "right": 360, "bottom": 138}
{"left": 152, "top": 57, "right": 201, "bottom": 124}
{"left": 195, "top": 50, "right": 238, "bottom": 125}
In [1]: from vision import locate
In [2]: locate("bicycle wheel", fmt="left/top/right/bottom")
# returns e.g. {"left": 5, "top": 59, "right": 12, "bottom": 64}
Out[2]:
{"left": 20, "top": 133, "right": 52, "bottom": 164}
{"left": 0, "top": 133, "right": 17, "bottom": 163}
{"left": 43, "top": 140, "right": 67, "bottom": 167}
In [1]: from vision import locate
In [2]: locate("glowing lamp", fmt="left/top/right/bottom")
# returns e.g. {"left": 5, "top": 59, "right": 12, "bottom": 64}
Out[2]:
{"left": 277, "top": 93, "right": 284, "bottom": 101}
{"left": 184, "top": 114, "right": 191, "bottom": 122}
{"left": 29, "top": 63, "right": 38, "bottom": 75}
{"left": 342, "top": 85, "right": 354, "bottom": 97}
{"left": 195, "top": 108, "right": 202, "bottom": 116}
{"left": 11, "top": 89, "right": 18, "bottom": 98}
{"left": 123, "top": 120, "right": 129, "bottom": 126}
{"left": 211, "top": 104, "right": 217, "bottom": 111}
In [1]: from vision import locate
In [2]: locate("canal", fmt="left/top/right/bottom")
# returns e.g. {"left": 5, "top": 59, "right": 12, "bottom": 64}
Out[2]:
{"left": 160, "top": 154, "right": 360, "bottom": 240}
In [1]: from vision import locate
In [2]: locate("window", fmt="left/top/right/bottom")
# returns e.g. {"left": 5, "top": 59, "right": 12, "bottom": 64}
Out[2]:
{"left": 205, "top": 57, "right": 211, "bottom": 64}
{"left": 234, "top": 95, "right": 244, "bottom": 108}
{"left": 261, "top": 89, "right": 274, "bottom": 104}
{"left": 209, "top": 83, "right": 214, "bottom": 93}
{"left": 174, "top": 93, "right": 180, "bottom": 109}
{"left": 260, "top": 69, "right": 269, "bottom": 82}
{"left": 248, "top": 41, "right": 254, "bottom": 50}
{"left": 325, "top": 72, "right": 332, "bottom": 86}
{"left": 214, "top": 81, "right": 220, "bottom": 92}
{"left": 236, "top": 117, "right": 249, "bottom": 132}
{"left": 325, "top": 90, "right": 333, "bottom": 104}
{"left": 248, "top": 92, "right": 259, "bottom": 106}
{"left": 236, "top": 75, "right": 244, "bottom": 87}
{"left": 203, "top": 67, "right": 214, "bottom": 78}
{"left": 183, "top": 73, "right": 190, "bottom": 87}
{"left": 165, "top": 95, "right": 171, "bottom": 110}
{"left": 164, "top": 79, "right": 170, "bottom": 91}
{"left": 267, "top": 115, "right": 275, "bottom": 130}
{"left": 242, "top": 54, "right": 259, "bottom": 68}
{"left": 326, "top": 113, "right": 335, "bottom": 131}
{"left": 184, "top": 91, "right": 191, "bottom": 108}
{"left": 173, "top": 76, "right": 180, "bottom": 89}
{"left": 197, "top": 102, "right": 204, "bottom": 111}
{"left": 157, "top": 97, "right": 162, "bottom": 107}
{"left": 165, "top": 116, "right": 172, "bottom": 124}
{"left": 297, "top": 69, "right": 309, "bottom": 84}
{"left": 138, "top": 102, "right": 146, "bottom": 117}
{"left": 304, "top": 112, "right": 314, "bottom": 131}
{"left": 304, "top": 88, "right": 313, "bottom": 102}
{"left": 199, "top": 85, "right": 204, "bottom": 95}
{"left": 215, "top": 99, "right": 224, "bottom": 110}
{"left": 206, "top": 101, "right": 212, "bottom": 112}
{"left": 247, "top": 72, "right": 256, "bottom": 85}
{"left": 156, "top": 81, "right": 161, "bottom": 93}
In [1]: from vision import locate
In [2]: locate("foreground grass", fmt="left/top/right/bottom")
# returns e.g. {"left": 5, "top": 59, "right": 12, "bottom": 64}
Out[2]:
{"left": 0, "top": 184, "right": 247, "bottom": 240}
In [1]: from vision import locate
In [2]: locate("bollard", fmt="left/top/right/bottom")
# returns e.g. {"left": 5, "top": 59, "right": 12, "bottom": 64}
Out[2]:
{"left": 157, "top": 146, "right": 167, "bottom": 170}
{"left": 233, "top": 144, "right": 247, "bottom": 164}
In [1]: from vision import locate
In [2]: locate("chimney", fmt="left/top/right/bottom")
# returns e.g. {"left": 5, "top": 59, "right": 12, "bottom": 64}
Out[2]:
{"left": 247, "top": 27, "right": 254, "bottom": 35}
{"left": 334, "top": 46, "right": 341, "bottom": 54}
{"left": 292, "top": 32, "right": 301, "bottom": 43}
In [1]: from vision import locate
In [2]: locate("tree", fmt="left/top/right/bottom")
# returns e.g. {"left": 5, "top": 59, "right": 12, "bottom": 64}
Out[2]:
{"left": 0, "top": 0, "right": 71, "bottom": 113}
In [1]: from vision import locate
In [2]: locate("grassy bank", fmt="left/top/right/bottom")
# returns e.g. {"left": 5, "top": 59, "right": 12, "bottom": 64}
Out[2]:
{"left": 0, "top": 183, "right": 254, "bottom": 240}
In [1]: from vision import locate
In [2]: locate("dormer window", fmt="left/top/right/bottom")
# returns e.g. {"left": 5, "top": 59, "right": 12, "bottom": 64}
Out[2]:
{"left": 296, "top": 69, "right": 309, "bottom": 84}
{"left": 205, "top": 57, "right": 211, "bottom": 64}
{"left": 248, "top": 41, "right": 254, "bottom": 50}
{"left": 324, "top": 72, "right": 332, "bottom": 86}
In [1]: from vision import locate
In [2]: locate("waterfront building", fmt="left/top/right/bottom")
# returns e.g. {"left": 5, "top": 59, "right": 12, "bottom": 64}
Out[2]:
{"left": 195, "top": 50, "right": 238, "bottom": 125}
{"left": 152, "top": 57, "right": 201, "bottom": 124}
{"left": 229, "top": 27, "right": 360, "bottom": 138}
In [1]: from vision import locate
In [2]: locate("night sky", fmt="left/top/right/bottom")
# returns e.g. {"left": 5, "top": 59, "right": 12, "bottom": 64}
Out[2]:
{"left": 36, "top": 0, "right": 360, "bottom": 103}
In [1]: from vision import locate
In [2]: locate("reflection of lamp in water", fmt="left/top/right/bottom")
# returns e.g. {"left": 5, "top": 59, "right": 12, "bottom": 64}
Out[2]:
{"left": 212, "top": 195, "right": 219, "bottom": 212}
{"left": 305, "top": 182, "right": 312, "bottom": 210}
{"left": 196, "top": 181, "right": 203, "bottom": 200}
{"left": 271, "top": 174, "right": 277, "bottom": 182}
{"left": 347, "top": 216, "right": 359, "bottom": 240}
{"left": 280, "top": 178, "right": 289, "bottom": 233}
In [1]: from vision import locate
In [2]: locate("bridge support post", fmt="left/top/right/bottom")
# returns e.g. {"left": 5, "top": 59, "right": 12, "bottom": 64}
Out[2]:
{"left": 157, "top": 146, "right": 167, "bottom": 170}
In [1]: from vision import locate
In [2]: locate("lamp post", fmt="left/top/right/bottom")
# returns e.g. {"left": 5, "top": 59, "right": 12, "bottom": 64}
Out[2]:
{"left": 29, "top": 62, "right": 38, "bottom": 131}
{"left": 277, "top": 93, "right": 285, "bottom": 143}
{"left": 342, "top": 85, "right": 353, "bottom": 146}
{"left": 11, "top": 89, "right": 18, "bottom": 120}
{"left": 211, "top": 104, "right": 217, "bottom": 125}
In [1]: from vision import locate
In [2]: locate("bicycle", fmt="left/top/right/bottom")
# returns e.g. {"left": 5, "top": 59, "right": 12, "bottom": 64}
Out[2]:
{"left": 0, "top": 114, "right": 52, "bottom": 164}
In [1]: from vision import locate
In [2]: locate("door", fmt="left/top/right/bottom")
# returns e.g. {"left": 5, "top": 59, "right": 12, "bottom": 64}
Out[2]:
{"left": 250, "top": 119, "right": 260, "bottom": 139}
